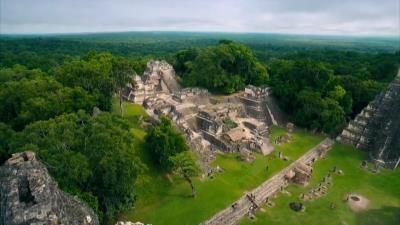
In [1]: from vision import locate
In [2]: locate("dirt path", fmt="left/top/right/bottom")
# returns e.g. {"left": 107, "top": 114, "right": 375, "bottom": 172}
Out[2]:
{"left": 203, "top": 138, "right": 334, "bottom": 225}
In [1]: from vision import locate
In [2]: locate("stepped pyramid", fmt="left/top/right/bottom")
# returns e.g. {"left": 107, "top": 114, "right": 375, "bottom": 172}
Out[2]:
{"left": 337, "top": 69, "right": 400, "bottom": 169}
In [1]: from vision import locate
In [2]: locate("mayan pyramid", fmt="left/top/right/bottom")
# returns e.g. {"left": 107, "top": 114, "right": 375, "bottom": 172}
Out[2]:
{"left": 337, "top": 69, "right": 400, "bottom": 169}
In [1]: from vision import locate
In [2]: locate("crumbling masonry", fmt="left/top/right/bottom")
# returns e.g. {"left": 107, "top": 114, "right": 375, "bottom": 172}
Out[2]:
{"left": 0, "top": 152, "right": 99, "bottom": 225}
{"left": 125, "top": 60, "right": 287, "bottom": 172}
{"left": 337, "top": 69, "right": 400, "bottom": 169}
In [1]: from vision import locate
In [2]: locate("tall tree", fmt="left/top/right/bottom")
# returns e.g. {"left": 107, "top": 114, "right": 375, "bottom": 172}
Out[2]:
{"left": 0, "top": 67, "right": 97, "bottom": 130}
{"left": 111, "top": 58, "right": 135, "bottom": 115}
{"left": 55, "top": 52, "right": 114, "bottom": 111}
{"left": 145, "top": 116, "right": 190, "bottom": 171}
{"left": 178, "top": 42, "right": 269, "bottom": 94}
{"left": 11, "top": 111, "right": 143, "bottom": 222}
{"left": 170, "top": 151, "right": 200, "bottom": 197}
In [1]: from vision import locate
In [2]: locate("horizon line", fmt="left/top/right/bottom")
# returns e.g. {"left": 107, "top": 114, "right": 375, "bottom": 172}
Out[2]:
{"left": 0, "top": 30, "right": 398, "bottom": 39}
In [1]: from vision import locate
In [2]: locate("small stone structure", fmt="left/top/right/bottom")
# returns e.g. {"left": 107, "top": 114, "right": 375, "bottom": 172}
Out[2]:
{"left": 115, "top": 222, "right": 144, "bottom": 225}
{"left": 285, "top": 162, "right": 313, "bottom": 186}
{"left": 0, "top": 151, "right": 99, "bottom": 225}
{"left": 286, "top": 123, "right": 295, "bottom": 133}
{"left": 346, "top": 194, "right": 369, "bottom": 212}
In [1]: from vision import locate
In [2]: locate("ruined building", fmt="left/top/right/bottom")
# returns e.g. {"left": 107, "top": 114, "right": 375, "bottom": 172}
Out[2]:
{"left": 337, "top": 69, "right": 400, "bottom": 169}
{"left": 129, "top": 60, "right": 287, "bottom": 172}
{"left": 122, "top": 60, "right": 180, "bottom": 104}
{"left": 239, "top": 85, "right": 287, "bottom": 126}
{"left": 0, "top": 152, "right": 99, "bottom": 225}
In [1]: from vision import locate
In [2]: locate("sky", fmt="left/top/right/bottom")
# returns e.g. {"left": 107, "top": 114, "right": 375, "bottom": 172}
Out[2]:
{"left": 1, "top": 0, "right": 399, "bottom": 36}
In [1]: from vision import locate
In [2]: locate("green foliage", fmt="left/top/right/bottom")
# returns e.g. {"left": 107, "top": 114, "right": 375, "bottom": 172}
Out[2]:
{"left": 0, "top": 66, "right": 97, "bottom": 130}
{"left": 270, "top": 59, "right": 348, "bottom": 134}
{"left": 121, "top": 127, "right": 325, "bottom": 225}
{"left": 55, "top": 52, "right": 115, "bottom": 111}
{"left": 170, "top": 151, "right": 200, "bottom": 197}
{"left": 177, "top": 42, "right": 269, "bottom": 94}
{"left": 170, "top": 151, "right": 199, "bottom": 177}
{"left": 11, "top": 111, "right": 143, "bottom": 222}
{"left": 111, "top": 57, "right": 135, "bottom": 89}
{"left": 0, "top": 123, "right": 15, "bottom": 164}
{"left": 145, "top": 116, "right": 190, "bottom": 171}
{"left": 0, "top": 64, "right": 45, "bottom": 82}
{"left": 223, "top": 118, "right": 238, "bottom": 129}
{"left": 334, "top": 76, "right": 384, "bottom": 116}
{"left": 1, "top": 32, "right": 399, "bottom": 223}
{"left": 111, "top": 57, "right": 135, "bottom": 115}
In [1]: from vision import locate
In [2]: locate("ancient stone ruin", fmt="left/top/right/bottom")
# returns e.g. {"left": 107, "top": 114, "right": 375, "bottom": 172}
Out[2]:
{"left": 337, "top": 69, "right": 400, "bottom": 169}
{"left": 127, "top": 60, "right": 286, "bottom": 173}
{"left": 203, "top": 138, "right": 334, "bottom": 225}
{"left": 0, "top": 151, "right": 99, "bottom": 225}
{"left": 122, "top": 60, "right": 180, "bottom": 104}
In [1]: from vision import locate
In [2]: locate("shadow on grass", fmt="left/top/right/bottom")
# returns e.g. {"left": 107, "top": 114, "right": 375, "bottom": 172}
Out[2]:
{"left": 356, "top": 206, "right": 400, "bottom": 225}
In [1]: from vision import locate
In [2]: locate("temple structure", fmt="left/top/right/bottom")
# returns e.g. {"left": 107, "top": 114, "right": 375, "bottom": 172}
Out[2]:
{"left": 122, "top": 60, "right": 180, "bottom": 104}
{"left": 337, "top": 69, "right": 400, "bottom": 169}
{"left": 123, "top": 60, "right": 289, "bottom": 173}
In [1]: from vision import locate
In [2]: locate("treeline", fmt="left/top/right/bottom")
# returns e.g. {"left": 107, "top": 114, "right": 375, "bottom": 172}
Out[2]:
{"left": 1, "top": 32, "right": 398, "bottom": 72}
{"left": 0, "top": 53, "right": 148, "bottom": 223}
{"left": 172, "top": 42, "right": 399, "bottom": 134}
{"left": 174, "top": 41, "right": 269, "bottom": 93}
{"left": 0, "top": 38, "right": 161, "bottom": 72}
{"left": 269, "top": 59, "right": 385, "bottom": 134}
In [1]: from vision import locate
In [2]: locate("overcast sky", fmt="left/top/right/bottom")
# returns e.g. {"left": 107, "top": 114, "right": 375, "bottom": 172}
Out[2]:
{"left": 1, "top": 0, "right": 399, "bottom": 36}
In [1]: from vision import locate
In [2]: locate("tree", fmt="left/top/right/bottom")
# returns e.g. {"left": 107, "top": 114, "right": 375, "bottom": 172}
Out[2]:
{"left": 111, "top": 58, "right": 134, "bottom": 115}
{"left": 0, "top": 67, "right": 97, "bottom": 130}
{"left": 145, "top": 116, "right": 190, "bottom": 171}
{"left": 170, "top": 151, "right": 200, "bottom": 197}
{"left": 178, "top": 42, "right": 269, "bottom": 94}
{"left": 269, "top": 59, "right": 348, "bottom": 134}
{"left": 0, "top": 123, "right": 15, "bottom": 164}
{"left": 11, "top": 111, "right": 143, "bottom": 222}
{"left": 55, "top": 52, "right": 114, "bottom": 111}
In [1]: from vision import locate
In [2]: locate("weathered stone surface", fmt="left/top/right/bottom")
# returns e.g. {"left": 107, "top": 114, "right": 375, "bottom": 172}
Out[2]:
{"left": 115, "top": 222, "right": 144, "bottom": 225}
{"left": 123, "top": 60, "right": 180, "bottom": 104}
{"left": 337, "top": 69, "right": 400, "bottom": 168}
{"left": 0, "top": 151, "right": 99, "bottom": 225}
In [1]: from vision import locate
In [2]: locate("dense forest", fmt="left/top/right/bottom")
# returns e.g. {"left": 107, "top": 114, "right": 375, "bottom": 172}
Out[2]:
{"left": 0, "top": 32, "right": 399, "bottom": 223}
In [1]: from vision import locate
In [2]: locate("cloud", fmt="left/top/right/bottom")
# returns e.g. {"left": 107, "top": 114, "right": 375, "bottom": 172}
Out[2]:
{"left": 0, "top": 0, "right": 398, "bottom": 35}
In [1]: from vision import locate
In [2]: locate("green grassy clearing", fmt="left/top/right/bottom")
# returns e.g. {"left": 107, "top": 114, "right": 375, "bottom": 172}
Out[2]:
{"left": 114, "top": 101, "right": 399, "bottom": 225}
{"left": 118, "top": 126, "right": 324, "bottom": 225}
{"left": 112, "top": 96, "right": 149, "bottom": 125}
{"left": 240, "top": 144, "right": 400, "bottom": 225}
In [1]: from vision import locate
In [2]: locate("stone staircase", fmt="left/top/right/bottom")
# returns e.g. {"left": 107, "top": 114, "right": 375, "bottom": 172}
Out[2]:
{"left": 337, "top": 68, "right": 400, "bottom": 168}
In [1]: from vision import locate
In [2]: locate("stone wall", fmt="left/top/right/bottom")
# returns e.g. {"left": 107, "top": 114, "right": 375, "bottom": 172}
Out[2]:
{"left": 202, "top": 138, "right": 334, "bottom": 225}
{"left": 0, "top": 151, "right": 99, "bottom": 225}
{"left": 196, "top": 111, "right": 222, "bottom": 134}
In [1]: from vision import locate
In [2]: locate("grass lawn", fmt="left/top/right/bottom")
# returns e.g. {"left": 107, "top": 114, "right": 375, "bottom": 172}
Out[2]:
{"left": 112, "top": 96, "right": 149, "bottom": 125}
{"left": 118, "top": 126, "right": 324, "bottom": 225}
{"left": 239, "top": 144, "right": 400, "bottom": 225}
